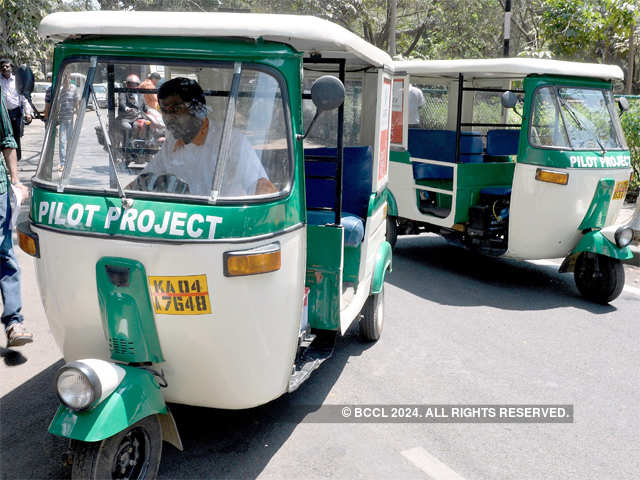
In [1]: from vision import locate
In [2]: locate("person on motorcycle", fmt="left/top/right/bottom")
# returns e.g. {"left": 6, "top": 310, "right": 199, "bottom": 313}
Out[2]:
{"left": 117, "top": 74, "right": 148, "bottom": 134}
{"left": 116, "top": 73, "right": 148, "bottom": 158}
{"left": 131, "top": 77, "right": 277, "bottom": 196}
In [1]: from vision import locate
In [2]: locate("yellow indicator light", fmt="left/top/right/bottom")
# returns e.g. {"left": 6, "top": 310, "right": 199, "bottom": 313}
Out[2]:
{"left": 225, "top": 249, "right": 281, "bottom": 277}
{"left": 535, "top": 168, "right": 568, "bottom": 185}
{"left": 18, "top": 230, "right": 39, "bottom": 257}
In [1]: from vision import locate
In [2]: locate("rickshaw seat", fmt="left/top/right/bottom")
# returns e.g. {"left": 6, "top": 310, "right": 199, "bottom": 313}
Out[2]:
{"left": 306, "top": 210, "right": 365, "bottom": 247}
{"left": 304, "top": 146, "right": 373, "bottom": 246}
{"left": 486, "top": 129, "right": 520, "bottom": 156}
{"left": 408, "top": 129, "right": 483, "bottom": 180}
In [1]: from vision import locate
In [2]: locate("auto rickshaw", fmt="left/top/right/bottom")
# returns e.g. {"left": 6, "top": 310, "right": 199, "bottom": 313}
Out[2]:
{"left": 18, "top": 11, "right": 394, "bottom": 478}
{"left": 386, "top": 58, "right": 634, "bottom": 304}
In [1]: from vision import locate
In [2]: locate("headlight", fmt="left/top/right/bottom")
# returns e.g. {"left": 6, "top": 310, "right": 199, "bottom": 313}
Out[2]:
{"left": 55, "top": 359, "right": 126, "bottom": 411}
{"left": 614, "top": 227, "right": 634, "bottom": 248}
{"left": 56, "top": 362, "right": 100, "bottom": 411}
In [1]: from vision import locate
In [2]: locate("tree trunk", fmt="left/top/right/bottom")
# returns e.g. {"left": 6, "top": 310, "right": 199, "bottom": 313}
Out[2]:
{"left": 388, "top": 0, "right": 397, "bottom": 56}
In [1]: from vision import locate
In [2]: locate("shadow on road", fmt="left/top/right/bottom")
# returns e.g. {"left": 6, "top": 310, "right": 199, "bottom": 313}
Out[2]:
{"left": 0, "top": 329, "right": 373, "bottom": 479}
{"left": 387, "top": 234, "right": 616, "bottom": 314}
{"left": 159, "top": 329, "right": 371, "bottom": 479}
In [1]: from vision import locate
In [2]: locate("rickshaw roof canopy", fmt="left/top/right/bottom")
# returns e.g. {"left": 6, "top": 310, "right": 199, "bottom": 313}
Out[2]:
{"left": 39, "top": 11, "right": 393, "bottom": 68}
{"left": 394, "top": 58, "right": 624, "bottom": 81}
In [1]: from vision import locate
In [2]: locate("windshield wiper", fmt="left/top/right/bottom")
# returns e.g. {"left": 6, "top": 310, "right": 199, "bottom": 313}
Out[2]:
{"left": 557, "top": 95, "right": 606, "bottom": 155}
{"left": 91, "top": 88, "right": 132, "bottom": 208}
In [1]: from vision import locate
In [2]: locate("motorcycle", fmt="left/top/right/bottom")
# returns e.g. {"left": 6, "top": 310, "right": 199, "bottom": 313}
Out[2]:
{"left": 95, "top": 107, "right": 166, "bottom": 169}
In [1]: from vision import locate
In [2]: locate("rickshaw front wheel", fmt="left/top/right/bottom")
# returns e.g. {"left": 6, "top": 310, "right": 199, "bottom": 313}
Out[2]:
{"left": 574, "top": 252, "right": 625, "bottom": 304}
{"left": 71, "top": 415, "right": 163, "bottom": 480}
{"left": 360, "top": 287, "right": 384, "bottom": 341}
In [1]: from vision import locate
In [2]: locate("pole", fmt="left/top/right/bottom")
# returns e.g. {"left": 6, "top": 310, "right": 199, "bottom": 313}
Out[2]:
{"left": 503, "top": 0, "right": 511, "bottom": 57}
{"left": 627, "top": 24, "right": 636, "bottom": 94}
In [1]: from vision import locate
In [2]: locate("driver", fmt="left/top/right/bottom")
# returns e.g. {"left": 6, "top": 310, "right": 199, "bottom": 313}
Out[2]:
{"left": 135, "top": 77, "right": 276, "bottom": 196}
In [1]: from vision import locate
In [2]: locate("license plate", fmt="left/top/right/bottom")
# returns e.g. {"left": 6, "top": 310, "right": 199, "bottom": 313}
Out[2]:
{"left": 612, "top": 180, "right": 629, "bottom": 200}
{"left": 148, "top": 274, "right": 211, "bottom": 315}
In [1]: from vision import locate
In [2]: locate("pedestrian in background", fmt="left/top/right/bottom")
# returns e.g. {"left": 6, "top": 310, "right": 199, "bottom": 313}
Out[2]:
{"left": 0, "top": 59, "right": 32, "bottom": 161}
{"left": 139, "top": 72, "right": 162, "bottom": 111}
{"left": 408, "top": 84, "right": 425, "bottom": 128}
{"left": 0, "top": 84, "right": 32, "bottom": 347}
{"left": 43, "top": 72, "right": 53, "bottom": 122}
{"left": 57, "top": 73, "right": 79, "bottom": 171}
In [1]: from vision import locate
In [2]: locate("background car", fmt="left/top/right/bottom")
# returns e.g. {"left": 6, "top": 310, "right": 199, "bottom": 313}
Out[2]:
{"left": 92, "top": 83, "right": 108, "bottom": 108}
{"left": 31, "top": 81, "right": 51, "bottom": 114}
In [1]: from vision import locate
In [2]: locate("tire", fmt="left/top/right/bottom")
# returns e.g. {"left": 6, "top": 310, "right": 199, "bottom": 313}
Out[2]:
{"left": 574, "top": 252, "right": 625, "bottom": 304}
{"left": 359, "top": 287, "right": 384, "bottom": 342}
{"left": 386, "top": 216, "right": 398, "bottom": 249}
{"left": 71, "top": 415, "right": 163, "bottom": 480}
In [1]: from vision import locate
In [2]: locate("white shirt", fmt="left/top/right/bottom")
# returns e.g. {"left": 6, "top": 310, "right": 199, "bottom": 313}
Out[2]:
{"left": 0, "top": 74, "right": 33, "bottom": 115}
{"left": 408, "top": 85, "right": 425, "bottom": 125}
{"left": 142, "top": 118, "right": 268, "bottom": 197}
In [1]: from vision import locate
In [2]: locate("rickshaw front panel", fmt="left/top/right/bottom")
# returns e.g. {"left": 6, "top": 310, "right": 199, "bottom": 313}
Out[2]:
{"left": 32, "top": 221, "right": 306, "bottom": 409}
{"left": 507, "top": 162, "right": 630, "bottom": 259}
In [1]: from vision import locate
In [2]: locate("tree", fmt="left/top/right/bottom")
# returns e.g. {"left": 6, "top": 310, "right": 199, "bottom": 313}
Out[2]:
{"left": 0, "top": 0, "right": 60, "bottom": 77}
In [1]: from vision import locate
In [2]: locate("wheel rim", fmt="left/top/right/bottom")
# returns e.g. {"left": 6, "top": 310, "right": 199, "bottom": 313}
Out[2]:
{"left": 111, "top": 427, "right": 151, "bottom": 480}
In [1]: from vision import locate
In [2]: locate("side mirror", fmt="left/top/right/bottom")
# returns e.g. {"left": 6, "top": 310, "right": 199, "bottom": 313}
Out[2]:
{"left": 311, "top": 75, "right": 345, "bottom": 112}
{"left": 501, "top": 91, "right": 517, "bottom": 109}
{"left": 299, "top": 76, "right": 345, "bottom": 140}
{"left": 617, "top": 96, "right": 630, "bottom": 114}
{"left": 15, "top": 65, "right": 35, "bottom": 97}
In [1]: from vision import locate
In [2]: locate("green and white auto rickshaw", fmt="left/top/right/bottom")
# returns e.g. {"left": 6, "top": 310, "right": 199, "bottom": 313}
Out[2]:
{"left": 386, "top": 59, "right": 634, "bottom": 303}
{"left": 18, "top": 11, "right": 394, "bottom": 478}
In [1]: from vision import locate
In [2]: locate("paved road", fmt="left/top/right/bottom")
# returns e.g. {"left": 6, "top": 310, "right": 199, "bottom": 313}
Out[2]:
{"left": 1, "top": 120, "right": 639, "bottom": 479}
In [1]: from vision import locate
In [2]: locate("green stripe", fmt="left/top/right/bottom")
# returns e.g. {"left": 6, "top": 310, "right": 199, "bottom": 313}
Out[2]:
{"left": 31, "top": 187, "right": 302, "bottom": 241}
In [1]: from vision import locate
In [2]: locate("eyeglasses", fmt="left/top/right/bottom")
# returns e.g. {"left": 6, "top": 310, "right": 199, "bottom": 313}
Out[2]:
{"left": 126, "top": 81, "right": 140, "bottom": 86}
{"left": 159, "top": 102, "right": 189, "bottom": 115}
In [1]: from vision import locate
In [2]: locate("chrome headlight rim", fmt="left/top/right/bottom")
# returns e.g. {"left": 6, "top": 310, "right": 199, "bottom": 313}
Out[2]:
{"left": 55, "top": 361, "right": 102, "bottom": 411}
{"left": 614, "top": 226, "right": 634, "bottom": 248}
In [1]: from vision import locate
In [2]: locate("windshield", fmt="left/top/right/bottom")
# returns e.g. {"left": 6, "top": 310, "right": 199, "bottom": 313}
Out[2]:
{"left": 529, "top": 86, "right": 627, "bottom": 150}
{"left": 36, "top": 59, "right": 293, "bottom": 202}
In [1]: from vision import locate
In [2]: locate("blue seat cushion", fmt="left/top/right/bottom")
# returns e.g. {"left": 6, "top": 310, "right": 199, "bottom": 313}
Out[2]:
{"left": 486, "top": 129, "right": 520, "bottom": 156}
{"left": 307, "top": 210, "right": 365, "bottom": 247}
{"left": 408, "top": 129, "right": 483, "bottom": 180}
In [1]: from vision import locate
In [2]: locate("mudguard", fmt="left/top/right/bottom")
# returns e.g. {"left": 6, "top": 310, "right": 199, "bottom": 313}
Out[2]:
{"left": 48, "top": 365, "right": 167, "bottom": 442}
{"left": 385, "top": 189, "right": 398, "bottom": 217}
{"left": 371, "top": 241, "right": 392, "bottom": 294}
{"left": 559, "top": 231, "right": 633, "bottom": 273}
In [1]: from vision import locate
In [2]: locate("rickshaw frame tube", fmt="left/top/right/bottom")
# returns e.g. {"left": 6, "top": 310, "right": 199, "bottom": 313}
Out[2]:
{"left": 371, "top": 241, "right": 392, "bottom": 295}
{"left": 49, "top": 365, "right": 169, "bottom": 442}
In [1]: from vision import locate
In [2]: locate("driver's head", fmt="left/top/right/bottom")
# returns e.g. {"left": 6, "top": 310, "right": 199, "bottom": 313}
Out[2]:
{"left": 158, "top": 77, "right": 207, "bottom": 143}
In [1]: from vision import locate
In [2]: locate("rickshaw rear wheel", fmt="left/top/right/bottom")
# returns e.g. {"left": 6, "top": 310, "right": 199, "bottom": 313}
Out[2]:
{"left": 71, "top": 414, "right": 162, "bottom": 480}
{"left": 574, "top": 252, "right": 625, "bottom": 304}
{"left": 386, "top": 216, "right": 398, "bottom": 248}
{"left": 360, "top": 287, "right": 384, "bottom": 341}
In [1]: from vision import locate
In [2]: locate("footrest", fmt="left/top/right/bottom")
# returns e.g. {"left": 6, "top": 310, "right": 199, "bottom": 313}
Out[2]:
{"left": 288, "top": 330, "right": 336, "bottom": 392}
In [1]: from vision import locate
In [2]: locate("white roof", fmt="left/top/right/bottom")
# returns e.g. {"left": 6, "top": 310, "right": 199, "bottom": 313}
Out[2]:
{"left": 39, "top": 11, "right": 393, "bottom": 68}
{"left": 394, "top": 58, "right": 624, "bottom": 81}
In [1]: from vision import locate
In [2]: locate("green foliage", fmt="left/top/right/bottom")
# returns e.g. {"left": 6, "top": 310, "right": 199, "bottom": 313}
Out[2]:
{"left": 540, "top": 0, "right": 637, "bottom": 63}
{"left": 621, "top": 99, "right": 640, "bottom": 189}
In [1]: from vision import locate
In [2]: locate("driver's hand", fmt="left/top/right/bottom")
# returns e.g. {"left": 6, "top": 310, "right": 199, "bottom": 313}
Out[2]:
{"left": 25, "top": 115, "right": 32, "bottom": 122}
